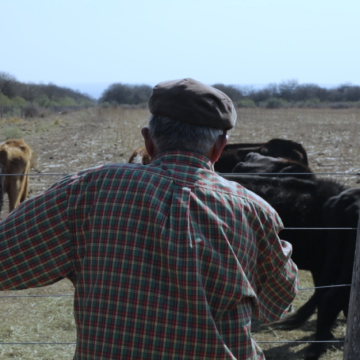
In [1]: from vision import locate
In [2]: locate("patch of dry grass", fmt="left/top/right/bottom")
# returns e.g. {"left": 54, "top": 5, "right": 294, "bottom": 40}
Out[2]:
{"left": 1, "top": 107, "right": 359, "bottom": 359}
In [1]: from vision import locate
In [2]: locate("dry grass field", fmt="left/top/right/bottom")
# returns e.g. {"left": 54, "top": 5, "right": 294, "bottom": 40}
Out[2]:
{"left": 0, "top": 107, "right": 359, "bottom": 359}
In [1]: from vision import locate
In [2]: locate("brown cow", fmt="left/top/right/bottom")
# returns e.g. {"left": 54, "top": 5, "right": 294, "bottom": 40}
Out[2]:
{"left": 128, "top": 147, "right": 151, "bottom": 165}
{"left": 0, "top": 139, "right": 34, "bottom": 212}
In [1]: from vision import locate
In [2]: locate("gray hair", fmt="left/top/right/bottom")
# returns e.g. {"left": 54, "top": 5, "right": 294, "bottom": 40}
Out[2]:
{"left": 148, "top": 115, "right": 224, "bottom": 156}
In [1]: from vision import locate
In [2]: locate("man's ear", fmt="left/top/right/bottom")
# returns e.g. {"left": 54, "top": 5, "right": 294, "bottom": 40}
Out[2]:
{"left": 141, "top": 127, "right": 156, "bottom": 158}
{"left": 210, "top": 133, "right": 228, "bottom": 163}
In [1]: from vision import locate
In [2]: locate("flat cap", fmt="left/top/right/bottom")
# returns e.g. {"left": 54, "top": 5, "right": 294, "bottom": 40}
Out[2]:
{"left": 148, "top": 78, "right": 237, "bottom": 130}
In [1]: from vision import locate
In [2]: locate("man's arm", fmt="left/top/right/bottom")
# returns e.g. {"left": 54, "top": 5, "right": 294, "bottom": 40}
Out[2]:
{"left": 0, "top": 175, "right": 74, "bottom": 290}
{"left": 254, "top": 211, "right": 299, "bottom": 323}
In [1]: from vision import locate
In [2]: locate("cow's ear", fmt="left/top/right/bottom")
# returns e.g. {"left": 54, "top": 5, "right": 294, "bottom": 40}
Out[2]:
{"left": 279, "top": 166, "right": 296, "bottom": 174}
{"left": 141, "top": 127, "right": 157, "bottom": 158}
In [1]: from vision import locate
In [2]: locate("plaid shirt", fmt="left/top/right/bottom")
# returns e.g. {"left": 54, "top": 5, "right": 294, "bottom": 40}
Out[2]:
{"left": 0, "top": 151, "right": 298, "bottom": 360}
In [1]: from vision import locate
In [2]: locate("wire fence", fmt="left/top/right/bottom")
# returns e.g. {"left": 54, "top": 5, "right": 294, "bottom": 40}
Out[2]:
{"left": 1, "top": 171, "right": 360, "bottom": 177}
{"left": 0, "top": 170, "right": 359, "bottom": 358}
{"left": 0, "top": 283, "right": 353, "bottom": 299}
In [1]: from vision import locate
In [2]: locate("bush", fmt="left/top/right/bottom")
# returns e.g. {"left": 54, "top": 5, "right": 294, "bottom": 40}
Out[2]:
{"left": 236, "top": 99, "right": 256, "bottom": 108}
{"left": 23, "top": 104, "right": 41, "bottom": 118}
{"left": 36, "top": 95, "right": 64, "bottom": 108}
{"left": 100, "top": 102, "right": 112, "bottom": 108}
{"left": 329, "top": 102, "right": 352, "bottom": 109}
{"left": 304, "top": 98, "right": 321, "bottom": 108}
{"left": 57, "top": 96, "right": 78, "bottom": 107}
{"left": 265, "top": 98, "right": 286, "bottom": 109}
{"left": 0, "top": 93, "right": 12, "bottom": 106}
{"left": 11, "top": 96, "right": 27, "bottom": 106}
{"left": 2, "top": 125, "right": 23, "bottom": 139}
{"left": 100, "top": 83, "right": 152, "bottom": 105}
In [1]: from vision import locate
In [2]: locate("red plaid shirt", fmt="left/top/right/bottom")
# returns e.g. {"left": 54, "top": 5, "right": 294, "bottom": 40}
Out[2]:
{"left": 0, "top": 151, "right": 298, "bottom": 359}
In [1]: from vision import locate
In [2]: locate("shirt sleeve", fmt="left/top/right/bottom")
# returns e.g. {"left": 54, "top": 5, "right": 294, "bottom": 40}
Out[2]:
{"left": 254, "top": 208, "right": 299, "bottom": 323}
{"left": 0, "top": 174, "right": 76, "bottom": 290}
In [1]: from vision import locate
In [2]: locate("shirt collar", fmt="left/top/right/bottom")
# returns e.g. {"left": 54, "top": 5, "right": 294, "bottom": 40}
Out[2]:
{"left": 151, "top": 151, "right": 214, "bottom": 171}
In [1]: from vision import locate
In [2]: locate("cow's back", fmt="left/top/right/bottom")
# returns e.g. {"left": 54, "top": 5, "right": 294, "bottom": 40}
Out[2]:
{"left": 214, "top": 139, "right": 308, "bottom": 173}
{"left": 224, "top": 175, "right": 346, "bottom": 270}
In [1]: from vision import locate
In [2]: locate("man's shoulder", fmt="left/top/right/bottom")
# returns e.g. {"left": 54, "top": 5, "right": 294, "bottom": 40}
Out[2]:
{"left": 208, "top": 174, "right": 280, "bottom": 218}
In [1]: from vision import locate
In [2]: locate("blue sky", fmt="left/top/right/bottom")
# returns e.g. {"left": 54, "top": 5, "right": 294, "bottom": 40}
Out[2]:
{"left": 1, "top": 0, "right": 359, "bottom": 98}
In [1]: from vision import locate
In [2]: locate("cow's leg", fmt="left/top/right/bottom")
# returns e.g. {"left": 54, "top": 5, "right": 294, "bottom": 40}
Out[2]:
{"left": 7, "top": 175, "right": 21, "bottom": 212}
{"left": 305, "top": 287, "right": 346, "bottom": 360}
{"left": 305, "top": 225, "right": 354, "bottom": 360}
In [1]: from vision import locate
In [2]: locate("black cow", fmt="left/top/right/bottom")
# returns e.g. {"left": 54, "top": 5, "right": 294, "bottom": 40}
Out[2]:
{"left": 232, "top": 152, "right": 315, "bottom": 180}
{"left": 270, "top": 187, "right": 360, "bottom": 360}
{"left": 223, "top": 174, "right": 358, "bottom": 360}
{"left": 214, "top": 138, "right": 309, "bottom": 173}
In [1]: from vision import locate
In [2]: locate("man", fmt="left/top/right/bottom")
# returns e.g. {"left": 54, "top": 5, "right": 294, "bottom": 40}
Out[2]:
{"left": 0, "top": 78, "right": 298, "bottom": 359}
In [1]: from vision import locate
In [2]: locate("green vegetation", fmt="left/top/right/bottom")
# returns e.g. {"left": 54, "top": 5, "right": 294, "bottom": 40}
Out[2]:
{"left": 265, "top": 98, "right": 286, "bottom": 109}
{"left": 236, "top": 99, "right": 256, "bottom": 108}
{"left": 3, "top": 70, "right": 360, "bottom": 111}
{"left": 99, "top": 83, "right": 152, "bottom": 106}
{"left": 98, "top": 79, "right": 360, "bottom": 109}
{"left": 0, "top": 71, "right": 95, "bottom": 111}
{"left": 212, "top": 80, "right": 360, "bottom": 109}
{"left": 2, "top": 125, "right": 23, "bottom": 139}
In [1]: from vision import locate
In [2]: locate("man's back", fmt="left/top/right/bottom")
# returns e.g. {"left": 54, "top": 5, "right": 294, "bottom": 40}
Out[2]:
{"left": 0, "top": 78, "right": 298, "bottom": 360}
{"left": 0, "top": 151, "right": 298, "bottom": 359}
{"left": 1, "top": 151, "right": 293, "bottom": 359}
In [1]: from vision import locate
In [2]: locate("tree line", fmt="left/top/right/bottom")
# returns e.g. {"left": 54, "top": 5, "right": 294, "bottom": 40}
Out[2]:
{"left": 0, "top": 72, "right": 95, "bottom": 109}
{"left": 100, "top": 80, "right": 360, "bottom": 109}
{"left": 3, "top": 70, "right": 359, "bottom": 111}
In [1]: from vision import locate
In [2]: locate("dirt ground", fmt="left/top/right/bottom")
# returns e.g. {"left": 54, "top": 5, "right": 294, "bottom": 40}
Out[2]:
{"left": 0, "top": 107, "right": 359, "bottom": 359}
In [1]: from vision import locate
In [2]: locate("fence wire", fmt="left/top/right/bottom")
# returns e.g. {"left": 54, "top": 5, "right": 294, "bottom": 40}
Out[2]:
{"left": 0, "top": 170, "right": 358, "bottom": 351}
{"left": 1, "top": 171, "right": 360, "bottom": 176}
{"left": 0, "top": 340, "right": 345, "bottom": 345}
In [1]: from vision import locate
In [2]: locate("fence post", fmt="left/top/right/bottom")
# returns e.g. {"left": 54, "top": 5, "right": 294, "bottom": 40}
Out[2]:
{"left": 343, "top": 215, "right": 360, "bottom": 360}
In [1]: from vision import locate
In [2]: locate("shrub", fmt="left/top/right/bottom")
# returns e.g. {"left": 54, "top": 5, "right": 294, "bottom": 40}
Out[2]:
{"left": 304, "top": 98, "right": 321, "bottom": 108}
{"left": 2, "top": 125, "right": 23, "bottom": 139}
{"left": 100, "top": 102, "right": 112, "bottom": 108}
{"left": 0, "top": 93, "right": 12, "bottom": 106}
{"left": 57, "top": 96, "right": 78, "bottom": 107}
{"left": 23, "top": 104, "right": 41, "bottom": 118}
{"left": 11, "top": 96, "right": 27, "bottom": 106}
{"left": 329, "top": 102, "right": 352, "bottom": 109}
{"left": 36, "top": 95, "right": 52, "bottom": 107}
{"left": 236, "top": 99, "right": 256, "bottom": 108}
{"left": 100, "top": 83, "right": 152, "bottom": 105}
{"left": 265, "top": 98, "right": 286, "bottom": 109}
{"left": 78, "top": 98, "right": 96, "bottom": 107}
